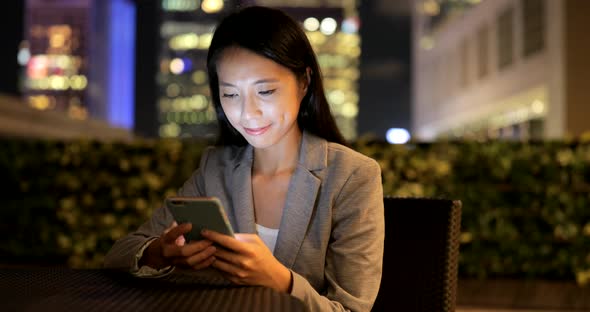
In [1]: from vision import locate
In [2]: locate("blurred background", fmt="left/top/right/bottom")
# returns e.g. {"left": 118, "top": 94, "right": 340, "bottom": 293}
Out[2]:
{"left": 2, "top": 0, "right": 590, "bottom": 143}
{"left": 1, "top": 0, "right": 589, "bottom": 311}
{"left": 1, "top": 0, "right": 413, "bottom": 142}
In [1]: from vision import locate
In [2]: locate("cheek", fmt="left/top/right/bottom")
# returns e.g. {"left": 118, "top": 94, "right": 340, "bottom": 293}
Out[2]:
{"left": 221, "top": 103, "right": 241, "bottom": 125}
{"left": 286, "top": 97, "right": 301, "bottom": 119}
{"left": 276, "top": 104, "right": 298, "bottom": 125}
{"left": 276, "top": 90, "right": 301, "bottom": 119}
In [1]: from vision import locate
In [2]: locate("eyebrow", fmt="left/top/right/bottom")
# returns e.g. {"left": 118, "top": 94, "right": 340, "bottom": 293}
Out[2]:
{"left": 220, "top": 78, "right": 280, "bottom": 87}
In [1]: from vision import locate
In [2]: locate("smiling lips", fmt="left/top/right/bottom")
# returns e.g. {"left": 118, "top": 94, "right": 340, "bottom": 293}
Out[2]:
{"left": 244, "top": 125, "right": 271, "bottom": 136}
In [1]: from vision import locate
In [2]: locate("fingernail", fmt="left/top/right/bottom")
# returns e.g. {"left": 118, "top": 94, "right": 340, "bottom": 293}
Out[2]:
{"left": 201, "top": 229, "right": 208, "bottom": 235}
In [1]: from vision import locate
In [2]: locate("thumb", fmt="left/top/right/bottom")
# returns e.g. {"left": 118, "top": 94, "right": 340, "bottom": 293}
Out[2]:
{"left": 234, "top": 233, "right": 259, "bottom": 243}
{"left": 175, "top": 235, "right": 186, "bottom": 246}
{"left": 163, "top": 221, "right": 179, "bottom": 235}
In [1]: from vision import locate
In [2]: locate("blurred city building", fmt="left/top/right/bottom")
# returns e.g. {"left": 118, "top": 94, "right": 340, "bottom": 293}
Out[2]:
{"left": 358, "top": 0, "right": 412, "bottom": 141}
{"left": 142, "top": 0, "right": 362, "bottom": 140}
{"left": 141, "top": 0, "right": 237, "bottom": 139}
{"left": 22, "top": 0, "right": 91, "bottom": 119}
{"left": 256, "top": 0, "right": 361, "bottom": 140}
{"left": 412, "top": 0, "right": 590, "bottom": 141}
{"left": 6, "top": 0, "right": 134, "bottom": 140}
{"left": 0, "top": 2, "right": 24, "bottom": 96}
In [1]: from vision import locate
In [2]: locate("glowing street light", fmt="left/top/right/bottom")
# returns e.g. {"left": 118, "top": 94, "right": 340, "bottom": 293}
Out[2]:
{"left": 320, "top": 18, "right": 337, "bottom": 35}
{"left": 303, "top": 17, "right": 320, "bottom": 32}
{"left": 386, "top": 128, "right": 411, "bottom": 144}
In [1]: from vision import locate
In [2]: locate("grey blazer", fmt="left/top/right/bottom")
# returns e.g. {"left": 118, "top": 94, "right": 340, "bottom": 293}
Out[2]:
{"left": 104, "top": 131, "right": 384, "bottom": 312}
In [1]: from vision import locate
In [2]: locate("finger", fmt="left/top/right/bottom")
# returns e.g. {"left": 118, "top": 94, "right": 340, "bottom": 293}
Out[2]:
{"left": 175, "top": 235, "right": 185, "bottom": 246}
{"left": 162, "top": 223, "right": 192, "bottom": 243}
{"left": 234, "top": 233, "right": 261, "bottom": 243}
{"left": 162, "top": 245, "right": 182, "bottom": 258}
{"left": 173, "top": 252, "right": 214, "bottom": 270}
{"left": 185, "top": 246, "right": 216, "bottom": 267}
{"left": 211, "top": 258, "right": 245, "bottom": 279}
{"left": 212, "top": 247, "right": 244, "bottom": 267}
{"left": 165, "top": 239, "right": 213, "bottom": 259}
{"left": 192, "top": 256, "right": 216, "bottom": 270}
{"left": 201, "top": 230, "right": 249, "bottom": 253}
{"left": 218, "top": 271, "right": 245, "bottom": 285}
{"left": 179, "top": 240, "right": 214, "bottom": 256}
{"left": 163, "top": 221, "right": 179, "bottom": 235}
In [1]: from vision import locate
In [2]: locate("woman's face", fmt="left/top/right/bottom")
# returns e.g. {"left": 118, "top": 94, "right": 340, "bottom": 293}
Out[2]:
{"left": 216, "top": 47, "right": 307, "bottom": 149}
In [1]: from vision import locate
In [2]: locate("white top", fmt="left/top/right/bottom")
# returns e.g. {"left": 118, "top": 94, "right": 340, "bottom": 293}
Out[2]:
{"left": 256, "top": 223, "right": 279, "bottom": 253}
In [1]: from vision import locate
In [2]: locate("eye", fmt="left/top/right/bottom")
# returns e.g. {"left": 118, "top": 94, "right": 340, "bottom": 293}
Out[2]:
{"left": 258, "top": 89, "right": 276, "bottom": 96}
{"left": 222, "top": 93, "right": 237, "bottom": 98}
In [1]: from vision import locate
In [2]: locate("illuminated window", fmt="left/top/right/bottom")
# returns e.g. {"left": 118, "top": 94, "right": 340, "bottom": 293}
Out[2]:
{"left": 522, "top": 0, "right": 545, "bottom": 57}
{"left": 497, "top": 7, "right": 514, "bottom": 69}
{"left": 460, "top": 38, "right": 470, "bottom": 88}
{"left": 162, "top": 0, "right": 199, "bottom": 12}
{"left": 477, "top": 24, "right": 489, "bottom": 78}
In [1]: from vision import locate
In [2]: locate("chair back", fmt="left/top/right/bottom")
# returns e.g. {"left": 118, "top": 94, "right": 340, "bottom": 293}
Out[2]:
{"left": 372, "top": 197, "right": 462, "bottom": 312}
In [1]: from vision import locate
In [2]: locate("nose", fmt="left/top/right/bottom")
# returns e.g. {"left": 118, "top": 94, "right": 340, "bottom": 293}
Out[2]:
{"left": 240, "top": 92, "right": 262, "bottom": 121}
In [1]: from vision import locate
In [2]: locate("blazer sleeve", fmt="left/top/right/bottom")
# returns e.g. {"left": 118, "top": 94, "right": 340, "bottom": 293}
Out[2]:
{"left": 290, "top": 158, "right": 385, "bottom": 312}
{"left": 103, "top": 148, "right": 212, "bottom": 270}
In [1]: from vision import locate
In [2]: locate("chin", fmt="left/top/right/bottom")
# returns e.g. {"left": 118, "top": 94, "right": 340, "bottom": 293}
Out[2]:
{"left": 245, "top": 138, "right": 276, "bottom": 150}
{"left": 241, "top": 133, "right": 280, "bottom": 149}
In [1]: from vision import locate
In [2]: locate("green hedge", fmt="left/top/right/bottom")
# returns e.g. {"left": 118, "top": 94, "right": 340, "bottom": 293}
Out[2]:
{"left": 0, "top": 138, "right": 589, "bottom": 285}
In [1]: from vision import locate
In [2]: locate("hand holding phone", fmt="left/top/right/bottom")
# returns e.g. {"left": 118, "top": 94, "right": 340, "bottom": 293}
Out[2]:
{"left": 139, "top": 221, "right": 217, "bottom": 270}
{"left": 165, "top": 197, "right": 235, "bottom": 242}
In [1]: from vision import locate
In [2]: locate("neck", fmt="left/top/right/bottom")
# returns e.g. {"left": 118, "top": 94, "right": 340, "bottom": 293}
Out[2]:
{"left": 253, "top": 128, "right": 302, "bottom": 176}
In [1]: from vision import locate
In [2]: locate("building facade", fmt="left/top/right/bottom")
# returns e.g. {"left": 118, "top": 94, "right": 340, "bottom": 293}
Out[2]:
{"left": 154, "top": 0, "right": 234, "bottom": 139}
{"left": 412, "top": 0, "right": 590, "bottom": 140}
{"left": 22, "top": 0, "right": 135, "bottom": 130}
{"left": 23, "top": 0, "right": 92, "bottom": 120}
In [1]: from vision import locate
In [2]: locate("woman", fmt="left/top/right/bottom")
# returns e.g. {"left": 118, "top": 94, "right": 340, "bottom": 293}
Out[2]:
{"left": 104, "top": 6, "right": 384, "bottom": 312}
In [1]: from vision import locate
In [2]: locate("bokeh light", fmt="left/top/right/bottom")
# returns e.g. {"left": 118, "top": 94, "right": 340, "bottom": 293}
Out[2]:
{"left": 386, "top": 128, "right": 411, "bottom": 144}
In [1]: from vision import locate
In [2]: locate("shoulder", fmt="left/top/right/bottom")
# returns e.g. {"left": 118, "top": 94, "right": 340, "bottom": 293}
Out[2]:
{"left": 302, "top": 131, "right": 379, "bottom": 175}
{"left": 325, "top": 141, "right": 381, "bottom": 175}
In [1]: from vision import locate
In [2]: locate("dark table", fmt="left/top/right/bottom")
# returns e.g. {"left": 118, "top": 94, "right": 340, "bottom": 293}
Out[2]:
{"left": 0, "top": 267, "right": 307, "bottom": 311}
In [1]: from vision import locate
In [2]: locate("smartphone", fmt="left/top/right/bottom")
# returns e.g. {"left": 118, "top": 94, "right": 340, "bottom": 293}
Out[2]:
{"left": 165, "top": 196, "right": 235, "bottom": 242}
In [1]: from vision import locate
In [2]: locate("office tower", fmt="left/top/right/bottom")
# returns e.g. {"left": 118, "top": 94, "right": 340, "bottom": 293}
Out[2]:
{"left": 23, "top": 0, "right": 92, "bottom": 119}
{"left": 22, "top": 0, "right": 134, "bottom": 129}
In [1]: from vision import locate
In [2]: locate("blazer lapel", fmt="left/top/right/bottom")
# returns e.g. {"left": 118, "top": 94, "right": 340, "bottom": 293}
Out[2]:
{"left": 274, "top": 166, "right": 320, "bottom": 268}
{"left": 231, "top": 146, "right": 257, "bottom": 234}
{"left": 274, "top": 131, "right": 326, "bottom": 268}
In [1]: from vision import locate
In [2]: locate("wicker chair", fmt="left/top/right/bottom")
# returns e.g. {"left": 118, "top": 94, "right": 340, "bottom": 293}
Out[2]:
{"left": 371, "top": 197, "right": 462, "bottom": 312}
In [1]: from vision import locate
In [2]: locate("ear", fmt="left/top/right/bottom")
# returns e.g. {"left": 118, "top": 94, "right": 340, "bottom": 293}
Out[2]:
{"left": 300, "top": 67, "right": 312, "bottom": 95}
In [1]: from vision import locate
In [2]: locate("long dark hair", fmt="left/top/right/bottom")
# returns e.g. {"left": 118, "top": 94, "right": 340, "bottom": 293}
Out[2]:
{"left": 206, "top": 5, "right": 347, "bottom": 147}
